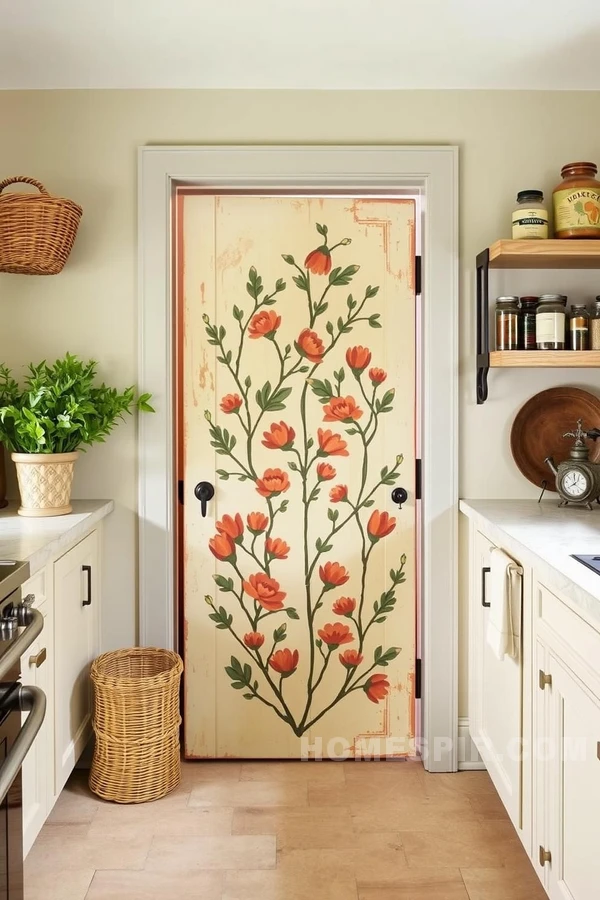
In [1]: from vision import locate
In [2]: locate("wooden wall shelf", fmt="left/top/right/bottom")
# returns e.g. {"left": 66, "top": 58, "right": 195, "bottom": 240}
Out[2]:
{"left": 489, "top": 240, "right": 600, "bottom": 269}
{"left": 490, "top": 351, "right": 600, "bottom": 368}
{"left": 476, "top": 240, "right": 600, "bottom": 403}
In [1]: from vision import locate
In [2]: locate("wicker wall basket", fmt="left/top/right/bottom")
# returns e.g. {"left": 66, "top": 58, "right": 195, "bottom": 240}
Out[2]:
{"left": 0, "top": 176, "right": 82, "bottom": 275}
{"left": 89, "top": 648, "right": 184, "bottom": 804}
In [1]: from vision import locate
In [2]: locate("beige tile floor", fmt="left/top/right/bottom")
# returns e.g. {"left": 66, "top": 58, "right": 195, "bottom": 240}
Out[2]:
{"left": 24, "top": 759, "right": 548, "bottom": 900}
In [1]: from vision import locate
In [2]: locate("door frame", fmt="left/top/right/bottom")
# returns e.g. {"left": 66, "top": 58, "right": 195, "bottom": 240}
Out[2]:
{"left": 138, "top": 145, "right": 459, "bottom": 771}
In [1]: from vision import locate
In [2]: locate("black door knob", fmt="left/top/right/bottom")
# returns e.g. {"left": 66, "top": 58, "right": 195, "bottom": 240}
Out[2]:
{"left": 391, "top": 487, "right": 408, "bottom": 509}
{"left": 194, "top": 481, "right": 215, "bottom": 517}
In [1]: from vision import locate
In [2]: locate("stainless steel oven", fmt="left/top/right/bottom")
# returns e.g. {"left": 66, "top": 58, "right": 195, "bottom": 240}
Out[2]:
{"left": 0, "top": 562, "right": 46, "bottom": 900}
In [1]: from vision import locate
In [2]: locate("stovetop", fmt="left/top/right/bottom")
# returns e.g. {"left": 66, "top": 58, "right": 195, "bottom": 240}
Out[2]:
{"left": 571, "top": 554, "right": 600, "bottom": 576}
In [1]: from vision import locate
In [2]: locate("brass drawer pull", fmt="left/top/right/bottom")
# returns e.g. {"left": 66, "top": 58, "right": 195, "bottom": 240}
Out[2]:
{"left": 539, "top": 669, "right": 552, "bottom": 690}
{"left": 539, "top": 845, "right": 552, "bottom": 866}
{"left": 29, "top": 647, "right": 46, "bottom": 669}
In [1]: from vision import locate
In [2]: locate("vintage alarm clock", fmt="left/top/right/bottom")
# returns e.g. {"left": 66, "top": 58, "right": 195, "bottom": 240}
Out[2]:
{"left": 545, "top": 419, "right": 600, "bottom": 509}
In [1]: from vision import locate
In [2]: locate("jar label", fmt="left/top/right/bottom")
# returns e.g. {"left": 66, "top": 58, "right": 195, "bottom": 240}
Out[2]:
{"left": 536, "top": 312, "right": 565, "bottom": 344}
{"left": 511, "top": 208, "right": 549, "bottom": 239}
{"left": 554, "top": 188, "right": 600, "bottom": 233}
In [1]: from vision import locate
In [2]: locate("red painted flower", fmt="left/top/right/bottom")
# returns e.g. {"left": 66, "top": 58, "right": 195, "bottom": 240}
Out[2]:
{"left": 367, "top": 510, "right": 397, "bottom": 541}
{"left": 249, "top": 309, "right": 281, "bottom": 339}
{"left": 296, "top": 328, "right": 325, "bottom": 364}
{"left": 317, "top": 462, "right": 336, "bottom": 481}
{"left": 369, "top": 367, "right": 387, "bottom": 385}
{"left": 244, "top": 632, "right": 265, "bottom": 649}
{"left": 305, "top": 246, "right": 331, "bottom": 275}
{"left": 266, "top": 537, "right": 290, "bottom": 560}
{"left": 262, "top": 421, "right": 296, "bottom": 450}
{"left": 364, "top": 673, "right": 390, "bottom": 704}
{"left": 319, "top": 561, "right": 350, "bottom": 587}
{"left": 318, "top": 622, "right": 354, "bottom": 648}
{"left": 269, "top": 648, "right": 299, "bottom": 676}
{"left": 243, "top": 573, "right": 286, "bottom": 610}
{"left": 255, "top": 468, "right": 291, "bottom": 497}
{"left": 216, "top": 513, "right": 244, "bottom": 543}
{"left": 323, "top": 395, "right": 363, "bottom": 423}
{"left": 339, "top": 649, "right": 364, "bottom": 669}
{"left": 208, "top": 532, "right": 236, "bottom": 561}
{"left": 332, "top": 596, "right": 356, "bottom": 616}
{"left": 220, "top": 393, "right": 243, "bottom": 414}
{"left": 317, "top": 428, "right": 349, "bottom": 457}
{"left": 329, "top": 484, "right": 348, "bottom": 503}
{"left": 346, "top": 345, "right": 372, "bottom": 372}
{"left": 247, "top": 511, "right": 269, "bottom": 534}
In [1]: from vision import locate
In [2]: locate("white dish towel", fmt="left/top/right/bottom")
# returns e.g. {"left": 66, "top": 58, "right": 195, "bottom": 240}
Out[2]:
{"left": 486, "top": 547, "right": 520, "bottom": 661}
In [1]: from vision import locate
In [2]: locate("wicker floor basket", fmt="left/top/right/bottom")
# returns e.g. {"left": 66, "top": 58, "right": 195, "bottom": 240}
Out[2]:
{"left": 89, "top": 648, "right": 183, "bottom": 804}
{"left": 0, "top": 176, "right": 82, "bottom": 275}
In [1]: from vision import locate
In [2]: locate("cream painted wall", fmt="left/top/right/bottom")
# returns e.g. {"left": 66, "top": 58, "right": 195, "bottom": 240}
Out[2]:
{"left": 1, "top": 90, "right": 600, "bottom": 712}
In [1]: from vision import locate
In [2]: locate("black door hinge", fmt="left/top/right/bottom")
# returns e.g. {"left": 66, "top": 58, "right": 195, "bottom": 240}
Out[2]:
{"left": 415, "top": 658, "right": 422, "bottom": 700}
{"left": 415, "top": 458, "right": 422, "bottom": 501}
{"left": 415, "top": 255, "right": 422, "bottom": 296}
{"left": 178, "top": 479, "right": 184, "bottom": 506}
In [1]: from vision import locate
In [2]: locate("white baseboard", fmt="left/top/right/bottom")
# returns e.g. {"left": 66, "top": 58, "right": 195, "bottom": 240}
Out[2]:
{"left": 457, "top": 717, "right": 485, "bottom": 771}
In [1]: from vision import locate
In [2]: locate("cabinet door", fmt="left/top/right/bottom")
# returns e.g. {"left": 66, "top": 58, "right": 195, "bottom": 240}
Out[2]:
{"left": 21, "top": 588, "right": 53, "bottom": 858}
{"left": 469, "top": 527, "right": 522, "bottom": 828}
{"left": 545, "top": 652, "right": 600, "bottom": 899}
{"left": 53, "top": 530, "right": 99, "bottom": 794}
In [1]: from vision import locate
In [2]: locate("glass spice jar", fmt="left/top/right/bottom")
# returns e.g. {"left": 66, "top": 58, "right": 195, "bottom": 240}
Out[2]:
{"left": 591, "top": 298, "right": 600, "bottom": 351}
{"left": 512, "top": 191, "right": 548, "bottom": 239}
{"left": 569, "top": 304, "right": 590, "bottom": 350}
{"left": 520, "top": 296, "right": 538, "bottom": 350}
{"left": 553, "top": 162, "right": 600, "bottom": 239}
{"left": 495, "top": 296, "right": 520, "bottom": 350}
{"left": 536, "top": 294, "right": 567, "bottom": 349}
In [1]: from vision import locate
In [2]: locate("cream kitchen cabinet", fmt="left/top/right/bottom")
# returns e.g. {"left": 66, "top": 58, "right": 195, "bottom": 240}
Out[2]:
{"left": 467, "top": 522, "right": 528, "bottom": 839}
{"left": 534, "top": 581, "right": 600, "bottom": 899}
{"left": 18, "top": 522, "right": 104, "bottom": 856}
{"left": 462, "top": 500, "right": 600, "bottom": 900}
{"left": 53, "top": 529, "right": 100, "bottom": 794}
{"left": 20, "top": 571, "right": 53, "bottom": 858}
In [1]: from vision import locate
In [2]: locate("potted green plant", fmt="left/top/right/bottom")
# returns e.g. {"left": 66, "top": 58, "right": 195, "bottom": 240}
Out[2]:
{"left": 0, "top": 354, "right": 153, "bottom": 517}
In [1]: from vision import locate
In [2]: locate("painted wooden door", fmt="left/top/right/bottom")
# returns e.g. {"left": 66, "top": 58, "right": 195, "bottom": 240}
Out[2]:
{"left": 180, "top": 195, "right": 416, "bottom": 759}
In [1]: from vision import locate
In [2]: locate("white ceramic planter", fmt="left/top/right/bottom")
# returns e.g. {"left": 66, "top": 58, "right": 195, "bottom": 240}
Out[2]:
{"left": 11, "top": 451, "right": 79, "bottom": 517}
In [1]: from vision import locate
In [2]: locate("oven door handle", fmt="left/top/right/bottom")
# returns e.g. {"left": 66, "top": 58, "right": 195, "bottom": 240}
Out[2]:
{"left": 0, "top": 608, "right": 43, "bottom": 684}
{"left": 0, "top": 685, "right": 46, "bottom": 804}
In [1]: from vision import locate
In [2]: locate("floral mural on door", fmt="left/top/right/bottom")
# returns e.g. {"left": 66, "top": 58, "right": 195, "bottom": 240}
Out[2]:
{"left": 201, "top": 222, "right": 407, "bottom": 737}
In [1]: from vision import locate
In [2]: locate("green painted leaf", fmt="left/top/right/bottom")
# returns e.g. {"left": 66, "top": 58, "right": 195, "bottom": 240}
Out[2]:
{"left": 233, "top": 305, "right": 244, "bottom": 321}
{"left": 293, "top": 273, "right": 309, "bottom": 292}
{"left": 316, "top": 223, "right": 328, "bottom": 238}
{"left": 273, "top": 623, "right": 287, "bottom": 643}
{"left": 365, "top": 285, "right": 380, "bottom": 299}
{"left": 281, "top": 254, "right": 295, "bottom": 265}
{"left": 275, "top": 278, "right": 286, "bottom": 292}
{"left": 347, "top": 293, "right": 357, "bottom": 309}
{"left": 213, "top": 574, "right": 234, "bottom": 592}
{"left": 330, "top": 264, "right": 360, "bottom": 286}
{"left": 286, "top": 608, "right": 300, "bottom": 620}
{"left": 243, "top": 693, "right": 255, "bottom": 700}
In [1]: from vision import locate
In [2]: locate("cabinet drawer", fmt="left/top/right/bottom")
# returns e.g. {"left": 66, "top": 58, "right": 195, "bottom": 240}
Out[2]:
{"left": 21, "top": 569, "right": 46, "bottom": 606}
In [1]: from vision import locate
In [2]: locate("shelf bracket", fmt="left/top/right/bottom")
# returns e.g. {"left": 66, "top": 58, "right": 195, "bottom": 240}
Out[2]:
{"left": 476, "top": 248, "right": 490, "bottom": 405}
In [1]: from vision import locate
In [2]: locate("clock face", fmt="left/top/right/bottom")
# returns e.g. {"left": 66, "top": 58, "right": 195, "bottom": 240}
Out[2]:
{"left": 561, "top": 468, "right": 590, "bottom": 499}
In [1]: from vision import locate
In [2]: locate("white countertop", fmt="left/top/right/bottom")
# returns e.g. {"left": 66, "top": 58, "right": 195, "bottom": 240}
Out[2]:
{"left": 0, "top": 500, "right": 114, "bottom": 575}
{"left": 460, "top": 499, "right": 600, "bottom": 628}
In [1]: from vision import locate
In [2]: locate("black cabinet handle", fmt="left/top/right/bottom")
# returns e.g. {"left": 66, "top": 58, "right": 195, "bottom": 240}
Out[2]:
{"left": 194, "top": 481, "right": 215, "bottom": 517}
{"left": 82, "top": 565, "right": 92, "bottom": 606}
{"left": 481, "top": 566, "right": 491, "bottom": 607}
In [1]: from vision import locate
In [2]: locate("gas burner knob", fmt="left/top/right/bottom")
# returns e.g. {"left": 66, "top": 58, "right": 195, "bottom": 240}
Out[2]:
{"left": 0, "top": 616, "right": 18, "bottom": 638}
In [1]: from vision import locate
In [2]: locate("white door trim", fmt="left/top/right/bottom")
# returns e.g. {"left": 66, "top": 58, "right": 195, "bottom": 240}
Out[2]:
{"left": 138, "top": 145, "right": 459, "bottom": 771}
